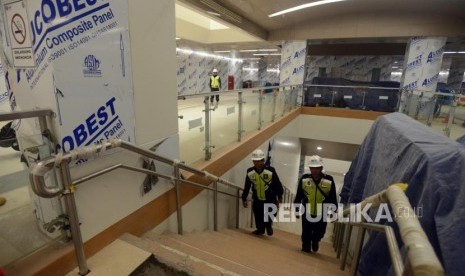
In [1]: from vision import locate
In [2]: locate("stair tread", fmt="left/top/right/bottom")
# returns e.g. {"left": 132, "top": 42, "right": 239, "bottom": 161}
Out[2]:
{"left": 121, "top": 233, "right": 235, "bottom": 276}
{"left": 145, "top": 228, "right": 347, "bottom": 276}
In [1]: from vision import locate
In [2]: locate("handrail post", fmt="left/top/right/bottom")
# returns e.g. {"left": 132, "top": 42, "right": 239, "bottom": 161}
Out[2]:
{"left": 204, "top": 100, "right": 212, "bottom": 160}
{"left": 258, "top": 90, "right": 263, "bottom": 130}
{"left": 237, "top": 91, "right": 244, "bottom": 142}
{"left": 426, "top": 95, "right": 437, "bottom": 126}
{"left": 174, "top": 163, "right": 183, "bottom": 235}
{"left": 340, "top": 224, "right": 353, "bottom": 270}
{"left": 444, "top": 98, "right": 457, "bottom": 137}
{"left": 337, "top": 224, "right": 346, "bottom": 258}
{"left": 350, "top": 224, "right": 366, "bottom": 276}
{"left": 235, "top": 189, "right": 240, "bottom": 229}
{"left": 59, "top": 162, "right": 89, "bottom": 275}
{"left": 213, "top": 180, "right": 218, "bottom": 231}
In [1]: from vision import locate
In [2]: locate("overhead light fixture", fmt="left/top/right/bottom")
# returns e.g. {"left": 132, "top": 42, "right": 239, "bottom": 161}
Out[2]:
{"left": 176, "top": 48, "right": 243, "bottom": 62}
{"left": 316, "top": 146, "right": 322, "bottom": 151}
{"left": 269, "top": 0, "right": 347, "bottom": 17}
{"left": 206, "top": 11, "right": 221, "bottom": 17}
{"left": 240, "top": 49, "right": 278, "bottom": 52}
{"left": 214, "top": 50, "right": 231, "bottom": 53}
{"left": 176, "top": 37, "right": 181, "bottom": 40}
{"left": 253, "top": 53, "right": 282, "bottom": 56}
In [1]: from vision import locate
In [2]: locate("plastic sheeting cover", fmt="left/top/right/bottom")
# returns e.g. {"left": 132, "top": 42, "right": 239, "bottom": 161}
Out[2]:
{"left": 340, "top": 112, "right": 465, "bottom": 276}
{"left": 457, "top": 135, "right": 465, "bottom": 146}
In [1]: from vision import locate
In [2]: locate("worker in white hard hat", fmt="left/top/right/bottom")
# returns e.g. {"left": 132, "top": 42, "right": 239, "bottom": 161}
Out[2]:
{"left": 207, "top": 68, "right": 221, "bottom": 109}
{"left": 242, "top": 149, "right": 284, "bottom": 236}
{"left": 294, "top": 155, "right": 337, "bottom": 253}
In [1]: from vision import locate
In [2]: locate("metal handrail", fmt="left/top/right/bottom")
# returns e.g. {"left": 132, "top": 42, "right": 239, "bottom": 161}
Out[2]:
{"left": 304, "top": 84, "right": 399, "bottom": 91}
{"left": 177, "top": 84, "right": 303, "bottom": 100}
{"left": 335, "top": 185, "right": 444, "bottom": 276}
{"left": 0, "top": 109, "right": 53, "bottom": 121}
{"left": 30, "top": 139, "right": 238, "bottom": 198}
{"left": 30, "top": 139, "right": 249, "bottom": 275}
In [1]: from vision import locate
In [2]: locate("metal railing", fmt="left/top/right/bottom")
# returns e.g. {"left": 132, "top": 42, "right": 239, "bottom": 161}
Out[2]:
{"left": 0, "top": 109, "right": 55, "bottom": 136}
{"left": 400, "top": 90, "right": 465, "bottom": 137}
{"left": 29, "top": 139, "right": 293, "bottom": 275}
{"left": 332, "top": 185, "right": 445, "bottom": 276}
{"left": 178, "top": 84, "right": 302, "bottom": 162}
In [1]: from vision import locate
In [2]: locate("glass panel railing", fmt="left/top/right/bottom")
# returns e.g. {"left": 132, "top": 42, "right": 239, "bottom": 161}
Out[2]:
{"left": 178, "top": 97, "right": 207, "bottom": 164}
{"left": 210, "top": 93, "right": 239, "bottom": 156}
{"left": 422, "top": 93, "right": 465, "bottom": 140}
{"left": 261, "top": 90, "right": 276, "bottom": 129}
{"left": 242, "top": 90, "right": 260, "bottom": 135}
{"left": 0, "top": 125, "right": 63, "bottom": 267}
{"left": 177, "top": 84, "right": 302, "bottom": 162}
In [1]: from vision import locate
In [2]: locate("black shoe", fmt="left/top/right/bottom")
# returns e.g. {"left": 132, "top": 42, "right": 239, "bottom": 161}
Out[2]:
{"left": 266, "top": 226, "right": 273, "bottom": 236}
{"left": 311, "top": 241, "right": 319, "bottom": 252}
{"left": 252, "top": 229, "right": 264, "bottom": 235}
{"left": 301, "top": 247, "right": 311, "bottom": 253}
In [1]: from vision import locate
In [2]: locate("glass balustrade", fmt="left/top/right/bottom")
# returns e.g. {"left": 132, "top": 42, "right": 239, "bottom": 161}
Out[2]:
{"left": 177, "top": 97, "right": 207, "bottom": 164}
{"left": 177, "top": 85, "right": 301, "bottom": 164}
{"left": 210, "top": 93, "right": 240, "bottom": 157}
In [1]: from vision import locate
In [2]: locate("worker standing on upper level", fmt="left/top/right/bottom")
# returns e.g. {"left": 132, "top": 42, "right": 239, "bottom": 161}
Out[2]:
{"left": 242, "top": 149, "right": 283, "bottom": 236}
{"left": 208, "top": 68, "right": 221, "bottom": 109}
{"left": 294, "top": 155, "right": 337, "bottom": 253}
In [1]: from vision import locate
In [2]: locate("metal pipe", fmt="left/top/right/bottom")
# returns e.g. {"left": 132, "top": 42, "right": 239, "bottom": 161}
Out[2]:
{"left": 258, "top": 91, "right": 263, "bottom": 130}
{"left": 337, "top": 224, "right": 346, "bottom": 258}
{"left": 444, "top": 99, "right": 457, "bottom": 138}
{"left": 0, "top": 109, "right": 54, "bottom": 121}
{"left": 340, "top": 224, "right": 353, "bottom": 271}
{"left": 213, "top": 181, "right": 218, "bottom": 231}
{"left": 59, "top": 163, "right": 89, "bottom": 275}
{"left": 236, "top": 189, "right": 240, "bottom": 229}
{"left": 174, "top": 164, "right": 183, "bottom": 235}
{"left": 304, "top": 84, "right": 398, "bottom": 91}
{"left": 204, "top": 99, "right": 212, "bottom": 160}
{"left": 237, "top": 91, "right": 244, "bottom": 142}
{"left": 426, "top": 95, "right": 437, "bottom": 126}
{"left": 350, "top": 225, "right": 366, "bottom": 276}
{"left": 72, "top": 164, "right": 173, "bottom": 186}
{"left": 385, "top": 226, "right": 404, "bottom": 276}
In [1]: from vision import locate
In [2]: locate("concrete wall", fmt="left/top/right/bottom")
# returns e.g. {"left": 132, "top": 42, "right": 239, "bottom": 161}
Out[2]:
{"left": 74, "top": 0, "right": 179, "bottom": 241}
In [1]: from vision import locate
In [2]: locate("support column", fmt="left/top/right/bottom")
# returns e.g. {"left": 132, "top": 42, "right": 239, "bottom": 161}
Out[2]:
{"left": 399, "top": 37, "right": 447, "bottom": 117}
{"left": 258, "top": 56, "right": 267, "bottom": 85}
{"left": 279, "top": 41, "right": 307, "bottom": 86}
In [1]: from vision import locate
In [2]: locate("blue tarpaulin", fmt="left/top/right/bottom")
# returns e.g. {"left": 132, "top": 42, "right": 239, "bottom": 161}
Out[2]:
{"left": 340, "top": 113, "right": 465, "bottom": 276}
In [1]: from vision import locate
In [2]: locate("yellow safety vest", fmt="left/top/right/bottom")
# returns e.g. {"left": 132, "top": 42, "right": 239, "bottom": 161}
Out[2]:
{"left": 210, "top": 75, "right": 220, "bottom": 89}
{"left": 302, "top": 177, "right": 332, "bottom": 216}
{"left": 247, "top": 169, "right": 273, "bottom": 201}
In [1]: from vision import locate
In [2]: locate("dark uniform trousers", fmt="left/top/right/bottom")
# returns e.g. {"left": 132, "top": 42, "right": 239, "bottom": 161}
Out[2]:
{"left": 301, "top": 212, "right": 327, "bottom": 250}
{"left": 253, "top": 200, "right": 274, "bottom": 232}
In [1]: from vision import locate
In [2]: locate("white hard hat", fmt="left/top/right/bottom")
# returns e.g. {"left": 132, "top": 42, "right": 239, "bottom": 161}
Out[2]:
{"left": 212, "top": 68, "right": 218, "bottom": 73}
{"left": 308, "top": 155, "right": 323, "bottom": 167}
{"left": 251, "top": 149, "right": 265, "bottom": 161}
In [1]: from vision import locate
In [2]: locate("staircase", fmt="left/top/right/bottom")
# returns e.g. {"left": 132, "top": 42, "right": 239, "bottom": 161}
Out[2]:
{"left": 116, "top": 228, "right": 347, "bottom": 276}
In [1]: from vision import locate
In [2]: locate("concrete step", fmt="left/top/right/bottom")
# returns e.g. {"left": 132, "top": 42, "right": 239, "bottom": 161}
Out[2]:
{"left": 144, "top": 228, "right": 347, "bottom": 276}
{"left": 121, "top": 233, "right": 238, "bottom": 276}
